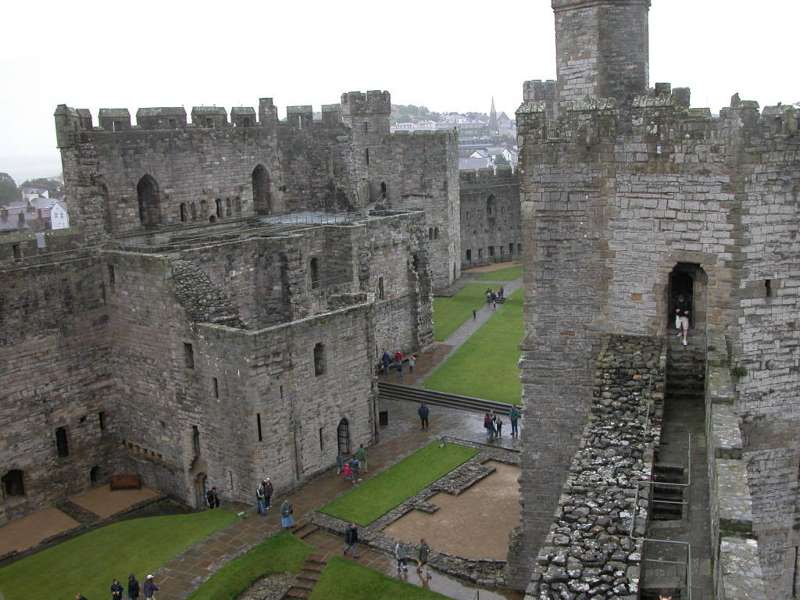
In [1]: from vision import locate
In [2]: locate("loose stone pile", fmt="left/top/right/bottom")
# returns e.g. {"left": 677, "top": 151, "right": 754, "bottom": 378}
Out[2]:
{"left": 527, "top": 335, "right": 666, "bottom": 600}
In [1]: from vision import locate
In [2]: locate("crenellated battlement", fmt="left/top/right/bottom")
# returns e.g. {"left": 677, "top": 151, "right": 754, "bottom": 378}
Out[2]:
{"left": 340, "top": 90, "right": 391, "bottom": 117}
{"left": 459, "top": 166, "right": 518, "bottom": 186}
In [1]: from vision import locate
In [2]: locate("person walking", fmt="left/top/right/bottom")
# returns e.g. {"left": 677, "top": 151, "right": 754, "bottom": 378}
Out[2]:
{"left": 483, "top": 411, "right": 493, "bottom": 440}
{"left": 127, "top": 574, "right": 140, "bottom": 600}
{"left": 263, "top": 478, "right": 273, "bottom": 513}
{"left": 510, "top": 406, "right": 521, "bottom": 438}
{"left": 111, "top": 579, "right": 124, "bottom": 600}
{"left": 281, "top": 499, "right": 295, "bottom": 529}
{"left": 418, "top": 402, "right": 430, "bottom": 430}
{"left": 394, "top": 541, "right": 409, "bottom": 574}
{"left": 417, "top": 539, "right": 430, "bottom": 575}
{"left": 355, "top": 444, "right": 367, "bottom": 473}
{"left": 472, "top": 309, "right": 477, "bottom": 320}
{"left": 343, "top": 522, "right": 359, "bottom": 558}
{"left": 256, "top": 480, "right": 266, "bottom": 515}
{"left": 381, "top": 350, "right": 391, "bottom": 375}
{"left": 496, "top": 415, "right": 504, "bottom": 438}
{"left": 206, "top": 486, "right": 220, "bottom": 509}
{"left": 408, "top": 354, "right": 416, "bottom": 374}
{"left": 675, "top": 294, "right": 691, "bottom": 347}
{"left": 489, "top": 410, "right": 497, "bottom": 439}
{"left": 350, "top": 456, "right": 360, "bottom": 483}
{"left": 143, "top": 575, "right": 158, "bottom": 600}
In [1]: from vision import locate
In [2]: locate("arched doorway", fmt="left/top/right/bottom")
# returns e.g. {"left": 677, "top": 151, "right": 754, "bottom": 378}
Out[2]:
{"left": 194, "top": 473, "right": 208, "bottom": 509}
{"left": 90, "top": 466, "right": 101, "bottom": 485}
{"left": 337, "top": 418, "right": 351, "bottom": 456}
{"left": 667, "top": 263, "right": 707, "bottom": 331}
{"left": 137, "top": 175, "right": 161, "bottom": 228}
{"left": 2, "top": 469, "right": 25, "bottom": 497}
{"left": 252, "top": 165, "right": 272, "bottom": 215}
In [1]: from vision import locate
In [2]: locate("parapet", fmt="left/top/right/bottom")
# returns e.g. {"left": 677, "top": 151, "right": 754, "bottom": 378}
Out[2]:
{"left": 99, "top": 109, "right": 131, "bottom": 131}
{"left": 523, "top": 79, "right": 556, "bottom": 103}
{"left": 459, "top": 166, "right": 518, "bottom": 186}
{"left": 321, "top": 104, "right": 342, "bottom": 127}
{"left": 191, "top": 106, "right": 228, "bottom": 128}
{"left": 136, "top": 107, "right": 187, "bottom": 130}
{"left": 340, "top": 90, "right": 391, "bottom": 117}
{"left": 259, "top": 98, "right": 279, "bottom": 124}
{"left": 230, "top": 106, "right": 256, "bottom": 128}
{"left": 286, "top": 105, "right": 313, "bottom": 129}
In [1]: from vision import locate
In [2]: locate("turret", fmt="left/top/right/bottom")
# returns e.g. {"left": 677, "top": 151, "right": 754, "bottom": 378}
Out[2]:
{"left": 552, "top": 0, "right": 651, "bottom": 106}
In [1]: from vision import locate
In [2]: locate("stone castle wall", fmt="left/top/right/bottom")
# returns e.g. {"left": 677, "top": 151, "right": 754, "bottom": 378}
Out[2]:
{"left": 459, "top": 167, "right": 521, "bottom": 268}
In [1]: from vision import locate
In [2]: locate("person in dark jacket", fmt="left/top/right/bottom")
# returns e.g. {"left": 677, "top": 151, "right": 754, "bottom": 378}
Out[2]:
{"left": 143, "top": 574, "right": 158, "bottom": 599}
{"left": 127, "top": 574, "right": 140, "bottom": 600}
{"left": 343, "top": 522, "right": 359, "bottom": 558}
{"left": 418, "top": 402, "right": 430, "bottom": 430}
{"left": 206, "top": 486, "right": 220, "bottom": 509}
{"left": 111, "top": 579, "right": 123, "bottom": 600}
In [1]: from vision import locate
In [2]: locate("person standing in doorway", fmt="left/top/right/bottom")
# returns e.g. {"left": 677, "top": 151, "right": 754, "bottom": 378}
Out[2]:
{"left": 418, "top": 402, "right": 430, "bottom": 430}
{"left": 510, "top": 406, "right": 521, "bottom": 438}
{"left": 343, "top": 523, "right": 359, "bottom": 558}
{"left": 675, "top": 294, "right": 690, "bottom": 347}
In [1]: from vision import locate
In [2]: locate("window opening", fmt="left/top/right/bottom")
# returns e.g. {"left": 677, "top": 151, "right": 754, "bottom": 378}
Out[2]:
{"left": 314, "top": 343, "right": 325, "bottom": 376}
{"left": 184, "top": 342, "right": 195, "bottom": 368}
{"left": 55, "top": 427, "right": 69, "bottom": 457}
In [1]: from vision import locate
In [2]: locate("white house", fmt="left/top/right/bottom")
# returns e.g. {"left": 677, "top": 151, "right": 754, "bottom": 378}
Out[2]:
{"left": 50, "top": 200, "right": 70, "bottom": 230}
{"left": 20, "top": 187, "right": 49, "bottom": 202}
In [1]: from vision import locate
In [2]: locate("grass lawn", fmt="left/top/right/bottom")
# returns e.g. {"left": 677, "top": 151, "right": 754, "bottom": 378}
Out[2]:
{"left": 187, "top": 531, "right": 312, "bottom": 600}
{"left": 320, "top": 442, "right": 477, "bottom": 526}
{"left": 432, "top": 284, "right": 489, "bottom": 342}
{"left": 0, "top": 509, "right": 237, "bottom": 600}
{"left": 473, "top": 264, "right": 522, "bottom": 281}
{"left": 424, "top": 289, "right": 523, "bottom": 405}
{"left": 310, "top": 557, "right": 449, "bottom": 600}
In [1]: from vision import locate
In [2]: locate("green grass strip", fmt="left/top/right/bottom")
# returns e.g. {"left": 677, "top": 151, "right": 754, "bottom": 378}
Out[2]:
{"left": 187, "top": 531, "right": 313, "bottom": 600}
{"left": 320, "top": 442, "right": 477, "bottom": 526}
{"left": 309, "top": 557, "right": 449, "bottom": 600}
{"left": 424, "top": 289, "right": 523, "bottom": 405}
{"left": 473, "top": 265, "right": 522, "bottom": 281}
{"left": 0, "top": 509, "right": 237, "bottom": 600}
{"left": 432, "top": 284, "right": 491, "bottom": 341}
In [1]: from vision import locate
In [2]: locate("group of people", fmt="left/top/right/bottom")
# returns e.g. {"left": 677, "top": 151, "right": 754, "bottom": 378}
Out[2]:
{"left": 337, "top": 444, "right": 368, "bottom": 484}
{"left": 343, "top": 522, "right": 431, "bottom": 579}
{"left": 255, "top": 476, "right": 296, "bottom": 529}
{"left": 75, "top": 573, "right": 159, "bottom": 600}
{"left": 485, "top": 287, "right": 505, "bottom": 310}
{"left": 483, "top": 406, "right": 521, "bottom": 439}
{"left": 380, "top": 349, "right": 416, "bottom": 377}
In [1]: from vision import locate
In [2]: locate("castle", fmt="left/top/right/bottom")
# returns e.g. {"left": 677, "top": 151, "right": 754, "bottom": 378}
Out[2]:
{"left": 516, "top": 1, "right": 799, "bottom": 598}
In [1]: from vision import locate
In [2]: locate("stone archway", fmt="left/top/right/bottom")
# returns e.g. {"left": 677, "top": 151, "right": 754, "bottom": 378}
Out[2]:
{"left": 136, "top": 175, "right": 161, "bottom": 228}
{"left": 194, "top": 472, "right": 208, "bottom": 509}
{"left": 337, "top": 418, "right": 351, "bottom": 456}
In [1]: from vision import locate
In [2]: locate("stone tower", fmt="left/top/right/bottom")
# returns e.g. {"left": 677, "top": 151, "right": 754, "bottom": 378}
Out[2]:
{"left": 552, "top": 0, "right": 650, "bottom": 106}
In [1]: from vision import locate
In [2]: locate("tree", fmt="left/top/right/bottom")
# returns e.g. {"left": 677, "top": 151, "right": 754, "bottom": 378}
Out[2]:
{"left": 0, "top": 173, "right": 19, "bottom": 205}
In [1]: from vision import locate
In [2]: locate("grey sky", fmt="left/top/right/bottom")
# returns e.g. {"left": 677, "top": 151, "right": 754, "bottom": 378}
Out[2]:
{"left": 1, "top": 0, "right": 797, "bottom": 182}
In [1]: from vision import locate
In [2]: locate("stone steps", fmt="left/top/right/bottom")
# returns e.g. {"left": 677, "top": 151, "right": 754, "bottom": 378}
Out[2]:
{"left": 282, "top": 555, "right": 327, "bottom": 600}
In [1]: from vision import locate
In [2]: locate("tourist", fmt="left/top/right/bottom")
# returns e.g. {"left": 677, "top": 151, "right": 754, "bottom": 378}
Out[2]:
{"left": 489, "top": 410, "right": 497, "bottom": 439}
{"left": 206, "top": 486, "right": 220, "bottom": 509}
{"left": 342, "top": 460, "right": 353, "bottom": 481}
{"left": 143, "top": 575, "right": 158, "bottom": 600}
{"left": 418, "top": 402, "right": 430, "bottom": 430}
{"left": 408, "top": 354, "right": 416, "bottom": 374}
{"left": 381, "top": 350, "right": 391, "bottom": 375}
{"left": 675, "top": 294, "right": 690, "bottom": 347}
{"left": 394, "top": 350, "right": 404, "bottom": 372}
{"left": 127, "top": 574, "right": 140, "bottom": 600}
{"left": 510, "top": 406, "right": 521, "bottom": 438}
{"left": 111, "top": 578, "right": 124, "bottom": 600}
{"left": 350, "top": 456, "right": 361, "bottom": 482}
{"left": 499, "top": 286, "right": 505, "bottom": 299}
{"left": 336, "top": 452, "right": 344, "bottom": 474}
{"left": 281, "top": 499, "right": 295, "bottom": 529}
{"left": 472, "top": 309, "right": 477, "bottom": 320}
{"left": 417, "top": 538, "right": 430, "bottom": 574}
{"left": 355, "top": 444, "right": 367, "bottom": 472}
{"left": 496, "top": 415, "right": 504, "bottom": 437}
{"left": 492, "top": 298, "right": 497, "bottom": 311}
{"left": 344, "top": 522, "right": 359, "bottom": 558}
{"left": 483, "top": 411, "right": 493, "bottom": 439}
{"left": 263, "top": 477, "right": 273, "bottom": 513}
{"left": 256, "top": 480, "right": 266, "bottom": 515}
{"left": 394, "top": 541, "right": 409, "bottom": 573}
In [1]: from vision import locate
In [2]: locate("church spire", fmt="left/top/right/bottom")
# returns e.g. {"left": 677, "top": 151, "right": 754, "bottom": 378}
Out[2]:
{"left": 489, "top": 96, "right": 498, "bottom": 133}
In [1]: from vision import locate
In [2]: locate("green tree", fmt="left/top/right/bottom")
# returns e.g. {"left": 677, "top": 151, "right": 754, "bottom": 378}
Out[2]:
{"left": 0, "top": 172, "right": 20, "bottom": 205}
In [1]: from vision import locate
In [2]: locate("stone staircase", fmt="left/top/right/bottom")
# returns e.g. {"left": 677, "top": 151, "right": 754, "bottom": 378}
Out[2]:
{"left": 282, "top": 553, "right": 327, "bottom": 599}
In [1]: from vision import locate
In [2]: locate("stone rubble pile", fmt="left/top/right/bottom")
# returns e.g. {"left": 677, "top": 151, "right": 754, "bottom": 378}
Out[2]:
{"left": 528, "top": 335, "right": 665, "bottom": 600}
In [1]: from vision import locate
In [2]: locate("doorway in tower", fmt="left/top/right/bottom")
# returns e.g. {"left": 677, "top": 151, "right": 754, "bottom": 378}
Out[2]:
{"left": 337, "top": 418, "right": 351, "bottom": 456}
{"left": 666, "top": 263, "right": 707, "bottom": 332}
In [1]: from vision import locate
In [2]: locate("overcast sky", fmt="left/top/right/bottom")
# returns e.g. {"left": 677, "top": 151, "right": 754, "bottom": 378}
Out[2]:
{"left": 1, "top": 0, "right": 797, "bottom": 182}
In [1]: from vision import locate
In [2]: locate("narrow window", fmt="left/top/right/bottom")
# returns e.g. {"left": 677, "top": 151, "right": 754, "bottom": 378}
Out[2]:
{"left": 380, "top": 181, "right": 387, "bottom": 198}
{"left": 225, "top": 197, "right": 232, "bottom": 217}
{"left": 98, "top": 411, "right": 106, "bottom": 431}
{"left": 190, "top": 202, "right": 197, "bottom": 221}
{"left": 489, "top": 246, "right": 495, "bottom": 257}
{"left": 765, "top": 279, "right": 773, "bottom": 298}
{"left": 378, "top": 277, "right": 385, "bottom": 300}
{"left": 509, "top": 243, "right": 514, "bottom": 255}
{"left": 428, "top": 228, "right": 433, "bottom": 241}
{"left": 314, "top": 343, "right": 325, "bottom": 376}
{"left": 192, "top": 426, "right": 200, "bottom": 456}
{"left": 466, "top": 249, "right": 472, "bottom": 262}
{"left": 479, "top": 248, "right": 483, "bottom": 259}
{"left": 108, "top": 264, "right": 116, "bottom": 289}
{"left": 90, "top": 466, "right": 101, "bottom": 484}
{"left": 213, "top": 377, "right": 219, "bottom": 398}
{"left": 179, "top": 203, "right": 187, "bottom": 222}
{"left": 55, "top": 427, "right": 69, "bottom": 457}
{"left": 184, "top": 342, "right": 195, "bottom": 369}
{"left": 257, "top": 413, "right": 263, "bottom": 441}
{"left": 434, "top": 227, "right": 439, "bottom": 240}
{"left": 215, "top": 198, "right": 223, "bottom": 218}
{"left": 365, "top": 148, "right": 370, "bottom": 166}
{"left": 12, "top": 244, "right": 21, "bottom": 261}
{"left": 310, "top": 257, "right": 320, "bottom": 290}
{"left": 319, "top": 427, "right": 324, "bottom": 451}
{"left": 228, "top": 470, "right": 234, "bottom": 491}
